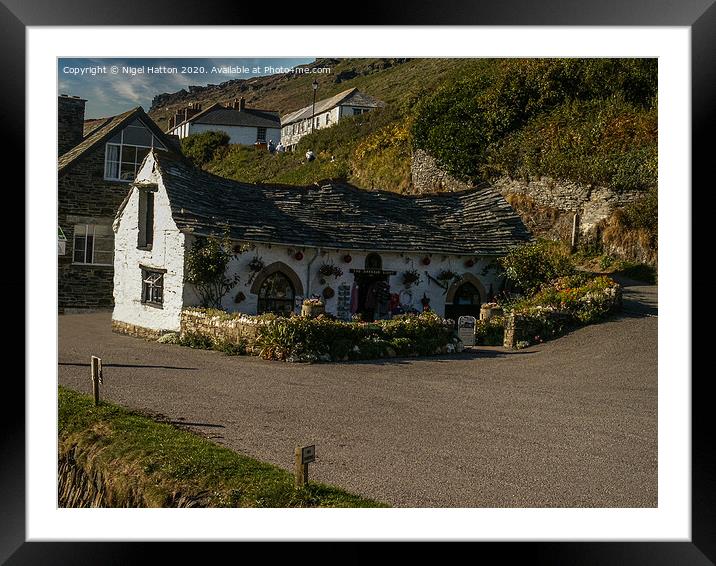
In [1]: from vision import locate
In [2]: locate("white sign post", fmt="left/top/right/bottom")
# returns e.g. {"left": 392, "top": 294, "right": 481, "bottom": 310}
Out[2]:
{"left": 458, "top": 316, "right": 476, "bottom": 347}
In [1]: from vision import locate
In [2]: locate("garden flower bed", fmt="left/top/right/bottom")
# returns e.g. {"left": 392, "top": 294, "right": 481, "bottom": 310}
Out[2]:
{"left": 502, "top": 274, "right": 622, "bottom": 348}
{"left": 169, "top": 308, "right": 463, "bottom": 363}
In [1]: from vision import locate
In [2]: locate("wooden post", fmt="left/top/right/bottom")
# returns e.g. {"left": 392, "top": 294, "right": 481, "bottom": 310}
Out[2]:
{"left": 91, "top": 356, "right": 102, "bottom": 406}
{"left": 570, "top": 212, "right": 580, "bottom": 253}
{"left": 294, "top": 445, "right": 315, "bottom": 488}
{"left": 294, "top": 446, "right": 307, "bottom": 488}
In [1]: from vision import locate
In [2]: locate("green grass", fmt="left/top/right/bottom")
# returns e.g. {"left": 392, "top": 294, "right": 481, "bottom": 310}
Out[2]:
{"left": 59, "top": 386, "right": 386, "bottom": 508}
{"left": 612, "top": 261, "right": 657, "bottom": 284}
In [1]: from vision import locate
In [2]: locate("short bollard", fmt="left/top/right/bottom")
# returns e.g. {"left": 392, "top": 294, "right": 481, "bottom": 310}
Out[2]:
{"left": 295, "top": 445, "right": 315, "bottom": 488}
{"left": 91, "top": 356, "right": 103, "bottom": 406}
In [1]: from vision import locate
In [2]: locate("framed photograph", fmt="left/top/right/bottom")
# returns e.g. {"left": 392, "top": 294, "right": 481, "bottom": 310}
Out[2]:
{"left": 6, "top": 0, "right": 709, "bottom": 562}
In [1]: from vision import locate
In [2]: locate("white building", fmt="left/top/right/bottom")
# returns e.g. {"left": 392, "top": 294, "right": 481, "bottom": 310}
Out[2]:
{"left": 166, "top": 98, "right": 281, "bottom": 146}
{"left": 112, "top": 151, "right": 531, "bottom": 335}
{"left": 280, "top": 88, "right": 385, "bottom": 150}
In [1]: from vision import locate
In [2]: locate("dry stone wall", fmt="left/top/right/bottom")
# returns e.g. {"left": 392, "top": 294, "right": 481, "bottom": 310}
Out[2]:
{"left": 410, "top": 149, "right": 648, "bottom": 235}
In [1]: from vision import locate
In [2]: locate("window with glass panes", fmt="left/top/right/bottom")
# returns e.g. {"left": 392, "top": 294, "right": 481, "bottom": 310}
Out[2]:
{"left": 256, "top": 127, "right": 267, "bottom": 143}
{"left": 141, "top": 268, "right": 164, "bottom": 306}
{"left": 104, "top": 119, "right": 168, "bottom": 181}
{"left": 72, "top": 224, "right": 113, "bottom": 265}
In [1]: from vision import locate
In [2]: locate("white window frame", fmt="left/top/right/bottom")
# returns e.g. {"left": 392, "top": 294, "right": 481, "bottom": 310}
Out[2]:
{"left": 72, "top": 224, "right": 113, "bottom": 266}
{"left": 103, "top": 121, "right": 167, "bottom": 182}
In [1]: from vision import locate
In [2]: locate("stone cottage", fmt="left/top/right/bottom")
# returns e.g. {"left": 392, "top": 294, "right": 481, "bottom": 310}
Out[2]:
{"left": 111, "top": 151, "right": 531, "bottom": 336}
{"left": 166, "top": 98, "right": 282, "bottom": 146}
{"left": 280, "top": 88, "right": 384, "bottom": 150}
{"left": 58, "top": 95, "right": 181, "bottom": 311}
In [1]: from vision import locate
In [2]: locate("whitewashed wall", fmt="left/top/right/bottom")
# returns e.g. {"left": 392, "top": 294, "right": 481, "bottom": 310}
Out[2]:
{"left": 280, "top": 107, "right": 342, "bottom": 148}
{"left": 112, "top": 155, "right": 187, "bottom": 332}
{"left": 182, "top": 241, "right": 503, "bottom": 318}
{"left": 188, "top": 123, "right": 281, "bottom": 146}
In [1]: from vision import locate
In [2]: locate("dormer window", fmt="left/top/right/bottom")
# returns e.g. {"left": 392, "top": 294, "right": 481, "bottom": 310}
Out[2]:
{"left": 104, "top": 119, "right": 167, "bottom": 182}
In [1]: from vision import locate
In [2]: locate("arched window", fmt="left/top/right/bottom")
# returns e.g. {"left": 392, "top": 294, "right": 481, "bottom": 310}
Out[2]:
{"left": 454, "top": 282, "right": 481, "bottom": 305}
{"left": 365, "top": 253, "right": 382, "bottom": 270}
{"left": 257, "top": 272, "right": 295, "bottom": 315}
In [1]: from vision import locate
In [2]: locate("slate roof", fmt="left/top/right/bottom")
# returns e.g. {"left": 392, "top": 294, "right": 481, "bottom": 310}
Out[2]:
{"left": 193, "top": 106, "right": 281, "bottom": 129}
{"left": 169, "top": 103, "right": 281, "bottom": 132}
{"left": 58, "top": 107, "right": 180, "bottom": 176}
{"left": 281, "top": 88, "right": 385, "bottom": 126}
{"left": 148, "top": 151, "right": 531, "bottom": 255}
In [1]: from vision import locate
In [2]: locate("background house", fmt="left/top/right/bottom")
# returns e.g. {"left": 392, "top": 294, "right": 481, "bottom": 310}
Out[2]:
{"left": 111, "top": 151, "right": 531, "bottom": 336}
{"left": 166, "top": 98, "right": 281, "bottom": 146}
{"left": 58, "top": 95, "right": 180, "bottom": 311}
{"left": 280, "top": 88, "right": 385, "bottom": 150}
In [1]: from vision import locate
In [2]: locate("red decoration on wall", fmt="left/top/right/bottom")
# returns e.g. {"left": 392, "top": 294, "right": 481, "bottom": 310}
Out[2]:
{"left": 343, "top": 254, "right": 352, "bottom": 263}
{"left": 465, "top": 258, "right": 475, "bottom": 268}
{"left": 422, "top": 256, "right": 431, "bottom": 266}
{"left": 294, "top": 251, "right": 304, "bottom": 260}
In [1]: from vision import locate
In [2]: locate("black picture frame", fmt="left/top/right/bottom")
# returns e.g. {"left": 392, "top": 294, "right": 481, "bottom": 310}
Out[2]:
{"left": 7, "top": 1, "right": 709, "bottom": 563}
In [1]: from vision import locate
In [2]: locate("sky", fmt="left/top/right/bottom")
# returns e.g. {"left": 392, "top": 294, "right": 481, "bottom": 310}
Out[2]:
{"left": 58, "top": 58, "right": 315, "bottom": 118}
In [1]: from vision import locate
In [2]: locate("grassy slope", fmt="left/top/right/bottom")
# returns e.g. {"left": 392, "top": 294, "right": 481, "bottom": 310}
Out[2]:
{"left": 59, "top": 387, "right": 386, "bottom": 508}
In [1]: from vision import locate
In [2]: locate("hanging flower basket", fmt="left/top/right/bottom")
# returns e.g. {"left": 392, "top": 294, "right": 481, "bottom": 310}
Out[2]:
{"left": 436, "top": 269, "right": 457, "bottom": 282}
{"left": 247, "top": 256, "right": 265, "bottom": 284}
{"left": 318, "top": 263, "right": 343, "bottom": 279}
{"left": 402, "top": 269, "right": 421, "bottom": 288}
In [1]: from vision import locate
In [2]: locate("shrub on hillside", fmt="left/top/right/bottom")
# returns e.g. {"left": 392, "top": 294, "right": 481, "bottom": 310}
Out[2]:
{"left": 181, "top": 131, "right": 230, "bottom": 167}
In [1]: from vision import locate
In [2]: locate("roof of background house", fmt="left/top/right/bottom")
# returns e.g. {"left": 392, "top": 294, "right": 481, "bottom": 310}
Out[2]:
{"left": 126, "top": 151, "right": 531, "bottom": 255}
{"left": 281, "top": 88, "right": 385, "bottom": 126}
{"left": 169, "top": 103, "right": 281, "bottom": 132}
{"left": 58, "top": 107, "right": 180, "bottom": 176}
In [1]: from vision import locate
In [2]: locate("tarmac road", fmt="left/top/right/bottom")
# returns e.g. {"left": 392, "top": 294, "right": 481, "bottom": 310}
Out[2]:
{"left": 58, "top": 284, "right": 657, "bottom": 508}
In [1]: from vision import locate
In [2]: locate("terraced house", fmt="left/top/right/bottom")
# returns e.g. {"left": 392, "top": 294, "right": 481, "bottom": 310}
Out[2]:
{"left": 111, "top": 151, "right": 531, "bottom": 336}
{"left": 280, "top": 88, "right": 384, "bottom": 150}
{"left": 58, "top": 95, "right": 181, "bottom": 311}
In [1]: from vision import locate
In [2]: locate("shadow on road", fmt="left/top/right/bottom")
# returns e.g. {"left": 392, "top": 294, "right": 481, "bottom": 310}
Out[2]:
{"left": 59, "top": 362, "right": 198, "bottom": 371}
{"left": 347, "top": 348, "right": 537, "bottom": 366}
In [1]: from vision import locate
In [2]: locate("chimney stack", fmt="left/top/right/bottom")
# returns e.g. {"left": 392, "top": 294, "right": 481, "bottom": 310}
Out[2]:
{"left": 237, "top": 97, "right": 246, "bottom": 111}
{"left": 57, "top": 95, "right": 87, "bottom": 156}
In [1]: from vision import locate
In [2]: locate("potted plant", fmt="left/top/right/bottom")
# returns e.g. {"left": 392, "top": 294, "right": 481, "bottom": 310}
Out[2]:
{"left": 301, "top": 297, "right": 325, "bottom": 318}
{"left": 402, "top": 269, "right": 421, "bottom": 288}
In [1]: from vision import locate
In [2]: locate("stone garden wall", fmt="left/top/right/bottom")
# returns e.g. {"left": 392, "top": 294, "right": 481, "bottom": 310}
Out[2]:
{"left": 180, "top": 309, "right": 261, "bottom": 346}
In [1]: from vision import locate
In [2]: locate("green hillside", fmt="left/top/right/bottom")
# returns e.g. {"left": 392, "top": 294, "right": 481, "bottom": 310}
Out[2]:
{"left": 173, "top": 58, "right": 656, "bottom": 199}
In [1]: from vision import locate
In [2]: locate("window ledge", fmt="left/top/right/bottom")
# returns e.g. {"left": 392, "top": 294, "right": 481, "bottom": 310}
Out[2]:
{"left": 71, "top": 262, "right": 113, "bottom": 268}
{"left": 137, "top": 245, "right": 153, "bottom": 252}
{"left": 141, "top": 301, "right": 163, "bottom": 309}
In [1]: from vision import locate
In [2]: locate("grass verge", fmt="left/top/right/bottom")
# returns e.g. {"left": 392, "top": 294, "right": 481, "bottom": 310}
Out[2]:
{"left": 59, "top": 386, "right": 386, "bottom": 508}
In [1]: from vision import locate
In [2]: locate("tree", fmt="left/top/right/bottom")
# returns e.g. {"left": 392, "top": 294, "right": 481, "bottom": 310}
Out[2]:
{"left": 181, "top": 131, "right": 230, "bottom": 167}
{"left": 185, "top": 231, "right": 247, "bottom": 309}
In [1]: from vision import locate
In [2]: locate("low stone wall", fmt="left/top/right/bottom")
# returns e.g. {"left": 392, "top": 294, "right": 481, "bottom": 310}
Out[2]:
{"left": 112, "top": 319, "right": 168, "bottom": 341}
{"left": 180, "top": 309, "right": 261, "bottom": 345}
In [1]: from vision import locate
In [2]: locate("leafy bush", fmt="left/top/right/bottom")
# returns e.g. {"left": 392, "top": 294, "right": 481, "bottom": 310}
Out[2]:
{"left": 181, "top": 131, "right": 230, "bottom": 167}
{"left": 474, "top": 316, "right": 505, "bottom": 346}
{"left": 499, "top": 240, "right": 574, "bottom": 296}
{"left": 184, "top": 233, "right": 244, "bottom": 308}
{"left": 255, "top": 311, "right": 455, "bottom": 362}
